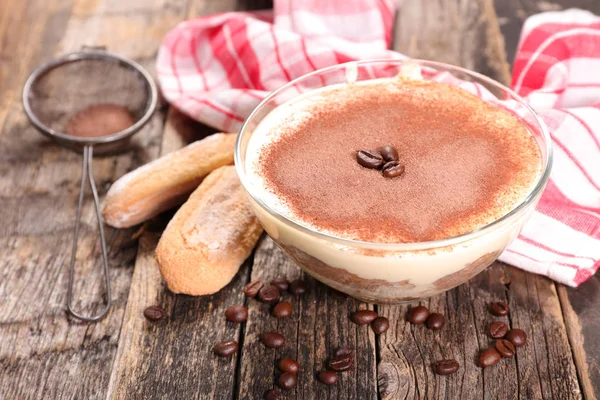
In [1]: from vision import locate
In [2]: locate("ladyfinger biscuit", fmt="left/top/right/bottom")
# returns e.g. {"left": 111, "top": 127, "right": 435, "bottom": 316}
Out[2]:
{"left": 155, "top": 166, "right": 263, "bottom": 296}
{"left": 102, "top": 133, "right": 236, "bottom": 228}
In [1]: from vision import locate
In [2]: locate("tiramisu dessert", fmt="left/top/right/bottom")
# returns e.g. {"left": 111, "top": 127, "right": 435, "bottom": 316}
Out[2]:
{"left": 240, "top": 65, "right": 546, "bottom": 303}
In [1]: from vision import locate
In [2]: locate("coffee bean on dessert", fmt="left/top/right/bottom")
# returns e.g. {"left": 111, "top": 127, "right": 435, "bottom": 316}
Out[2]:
{"left": 489, "top": 321, "right": 509, "bottom": 338}
{"left": 426, "top": 313, "right": 445, "bottom": 330}
{"left": 258, "top": 285, "right": 280, "bottom": 303}
{"left": 495, "top": 339, "right": 516, "bottom": 358}
{"left": 371, "top": 317, "right": 390, "bottom": 334}
{"left": 433, "top": 359, "right": 460, "bottom": 376}
{"left": 490, "top": 301, "right": 510, "bottom": 316}
{"left": 318, "top": 370, "right": 338, "bottom": 385}
{"left": 278, "top": 357, "right": 300, "bottom": 374}
{"left": 225, "top": 305, "right": 248, "bottom": 323}
{"left": 334, "top": 347, "right": 353, "bottom": 357}
{"left": 356, "top": 150, "right": 384, "bottom": 169}
{"left": 260, "top": 332, "right": 286, "bottom": 348}
{"left": 273, "top": 301, "right": 293, "bottom": 318}
{"left": 378, "top": 145, "right": 399, "bottom": 162}
{"left": 244, "top": 280, "right": 264, "bottom": 298}
{"left": 479, "top": 348, "right": 501, "bottom": 368}
{"left": 328, "top": 353, "right": 353, "bottom": 371}
{"left": 143, "top": 306, "right": 165, "bottom": 321}
{"left": 408, "top": 306, "right": 429, "bottom": 324}
{"left": 505, "top": 329, "right": 527, "bottom": 347}
{"left": 289, "top": 279, "right": 307, "bottom": 296}
{"left": 263, "top": 389, "right": 280, "bottom": 400}
{"left": 214, "top": 340, "right": 238, "bottom": 357}
{"left": 278, "top": 372, "right": 297, "bottom": 390}
{"left": 270, "top": 277, "right": 290, "bottom": 292}
{"left": 350, "top": 310, "right": 378, "bottom": 325}
{"left": 382, "top": 161, "right": 405, "bottom": 178}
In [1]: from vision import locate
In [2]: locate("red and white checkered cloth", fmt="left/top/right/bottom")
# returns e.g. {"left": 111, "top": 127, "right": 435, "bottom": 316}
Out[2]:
{"left": 157, "top": 2, "right": 600, "bottom": 287}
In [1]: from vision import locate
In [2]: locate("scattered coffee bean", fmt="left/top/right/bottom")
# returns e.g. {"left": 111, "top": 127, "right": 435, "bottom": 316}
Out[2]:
{"left": 350, "top": 310, "right": 378, "bottom": 325}
{"left": 408, "top": 306, "right": 429, "bottom": 324}
{"left": 244, "top": 280, "right": 264, "bottom": 298}
{"left": 328, "top": 353, "right": 353, "bottom": 371}
{"left": 317, "top": 370, "right": 338, "bottom": 385}
{"left": 143, "top": 306, "right": 164, "bottom": 321}
{"left": 278, "top": 372, "right": 297, "bottom": 390}
{"left": 489, "top": 321, "right": 509, "bottom": 338}
{"left": 258, "top": 285, "right": 280, "bottom": 303}
{"left": 371, "top": 317, "right": 390, "bottom": 334}
{"left": 495, "top": 339, "right": 516, "bottom": 358}
{"left": 381, "top": 160, "right": 405, "bottom": 178}
{"left": 225, "top": 305, "right": 248, "bottom": 323}
{"left": 270, "top": 277, "right": 290, "bottom": 292}
{"left": 273, "top": 302, "right": 293, "bottom": 318}
{"left": 260, "top": 332, "right": 286, "bottom": 348}
{"left": 505, "top": 329, "right": 527, "bottom": 347}
{"left": 490, "top": 301, "right": 510, "bottom": 316}
{"left": 433, "top": 359, "right": 460, "bottom": 375}
{"left": 479, "top": 348, "right": 501, "bottom": 368}
{"left": 263, "top": 389, "right": 280, "bottom": 400}
{"left": 279, "top": 357, "right": 300, "bottom": 374}
{"left": 356, "top": 150, "right": 384, "bottom": 169}
{"left": 426, "top": 313, "right": 445, "bottom": 330}
{"left": 334, "top": 347, "right": 353, "bottom": 357}
{"left": 214, "top": 340, "right": 238, "bottom": 357}
{"left": 378, "top": 145, "right": 399, "bottom": 162}
{"left": 289, "top": 279, "right": 307, "bottom": 296}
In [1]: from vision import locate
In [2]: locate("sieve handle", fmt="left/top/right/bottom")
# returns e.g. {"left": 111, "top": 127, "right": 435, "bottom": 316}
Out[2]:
{"left": 67, "top": 145, "right": 112, "bottom": 322}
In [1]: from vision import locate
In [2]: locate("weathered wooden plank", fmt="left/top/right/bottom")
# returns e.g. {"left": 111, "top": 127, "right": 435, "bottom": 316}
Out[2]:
{"left": 0, "top": 0, "right": 187, "bottom": 398}
{"left": 237, "top": 236, "right": 378, "bottom": 400}
{"left": 395, "top": 0, "right": 512, "bottom": 86}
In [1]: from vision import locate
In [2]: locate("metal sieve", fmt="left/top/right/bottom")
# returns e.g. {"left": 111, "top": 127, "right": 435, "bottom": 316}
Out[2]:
{"left": 22, "top": 47, "right": 158, "bottom": 322}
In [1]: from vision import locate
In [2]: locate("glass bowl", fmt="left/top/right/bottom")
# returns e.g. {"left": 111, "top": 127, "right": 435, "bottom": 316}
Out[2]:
{"left": 235, "top": 59, "right": 552, "bottom": 304}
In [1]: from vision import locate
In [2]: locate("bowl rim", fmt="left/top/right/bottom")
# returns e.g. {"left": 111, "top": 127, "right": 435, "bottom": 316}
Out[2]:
{"left": 234, "top": 59, "right": 553, "bottom": 250}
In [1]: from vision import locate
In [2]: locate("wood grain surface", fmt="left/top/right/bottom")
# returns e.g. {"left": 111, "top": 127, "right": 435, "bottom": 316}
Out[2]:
{"left": 0, "top": 0, "right": 597, "bottom": 399}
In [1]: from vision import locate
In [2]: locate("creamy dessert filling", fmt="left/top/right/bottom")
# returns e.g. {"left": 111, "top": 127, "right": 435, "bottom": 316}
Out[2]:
{"left": 245, "top": 77, "right": 542, "bottom": 244}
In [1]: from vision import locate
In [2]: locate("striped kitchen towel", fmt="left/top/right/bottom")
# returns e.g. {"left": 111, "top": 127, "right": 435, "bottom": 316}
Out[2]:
{"left": 156, "top": 2, "right": 600, "bottom": 287}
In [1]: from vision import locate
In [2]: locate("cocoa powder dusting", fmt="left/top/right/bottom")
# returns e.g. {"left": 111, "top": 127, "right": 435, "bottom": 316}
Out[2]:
{"left": 257, "top": 79, "right": 541, "bottom": 243}
{"left": 66, "top": 103, "right": 134, "bottom": 138}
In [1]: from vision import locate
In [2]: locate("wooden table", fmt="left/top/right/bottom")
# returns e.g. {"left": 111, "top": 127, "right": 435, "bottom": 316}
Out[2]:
{"left": 1, "top": 1, "right": 599, "bottom": 399}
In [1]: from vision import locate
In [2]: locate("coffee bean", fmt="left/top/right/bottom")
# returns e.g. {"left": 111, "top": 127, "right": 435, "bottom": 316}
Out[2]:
{"left": 495, "top": 339, "right": 516, "bottom": 358}
{"left": 356, "top": 150, "right": 384, "bottom": 169}
{"left": 278, "top": 357, "right": 300, "bottom": 373}
{"left": 278, "top": 372, "right": 297, "bottom": 390}
{"left": 490, "top": 301, "right": 510, "bottom": 316}
{"left": 289, "top": 279, "right": 307, "bottom": 296}
{"left": 334, "top": 347, "right": 353, "bottom": 357}
{"left": 317, "top": 370, "right": 338, "bottom": 385}
{"left": 489, "top": 321, "right": 509, "bottom": 338}
{"left": 378, "top": 145, "right": 399, "bottom": 162}
{"left": 244, "top": 280, "right": 264, "bottom": 298}
{"left": 382, "top": 161, "right": 405, "bottom": 178}
{"left": 350, "top": 310, "right": 378, "bottom": 325}
{"left": 258, "top": 285, "right": 280, "bottom": 303}
{"left": 408, "top": 306, "right": 429, "bottom": 324}
{"left": 478, "top": 348, "right": 501, "bottom": 368}
{"left": 273, "top": 302, "right": 292, "bottom": 318}
{"left": 270, "top": 277, "right": 290, "bottom": 292}
{"left": 371, "top": 317, "right": 389, "bottom": 334}
{"left": 426, "top": 313, "right": 445, "bottom": 330}
{"left": 260, "top": 332, "right": 285, "bottom": 348}
{"left": 328, "top": 353, "right": 353, "bottom": 371}
{"left": 433, "top": 359, "right": 460, "bottom": 375}
{"left": 225, "top": 305, "right": 248, "bottom": 323}
{"left": 213, "top": 340, "right": 238, "bottom": 357}
{"left": 505, "top": 329, "right": 527, "bottom": 347}
{"left": 263, "top": 389, "right": 280, "bottom": 400}
{"left": 143, "top": 306, "right": 164, "bottom": 321}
